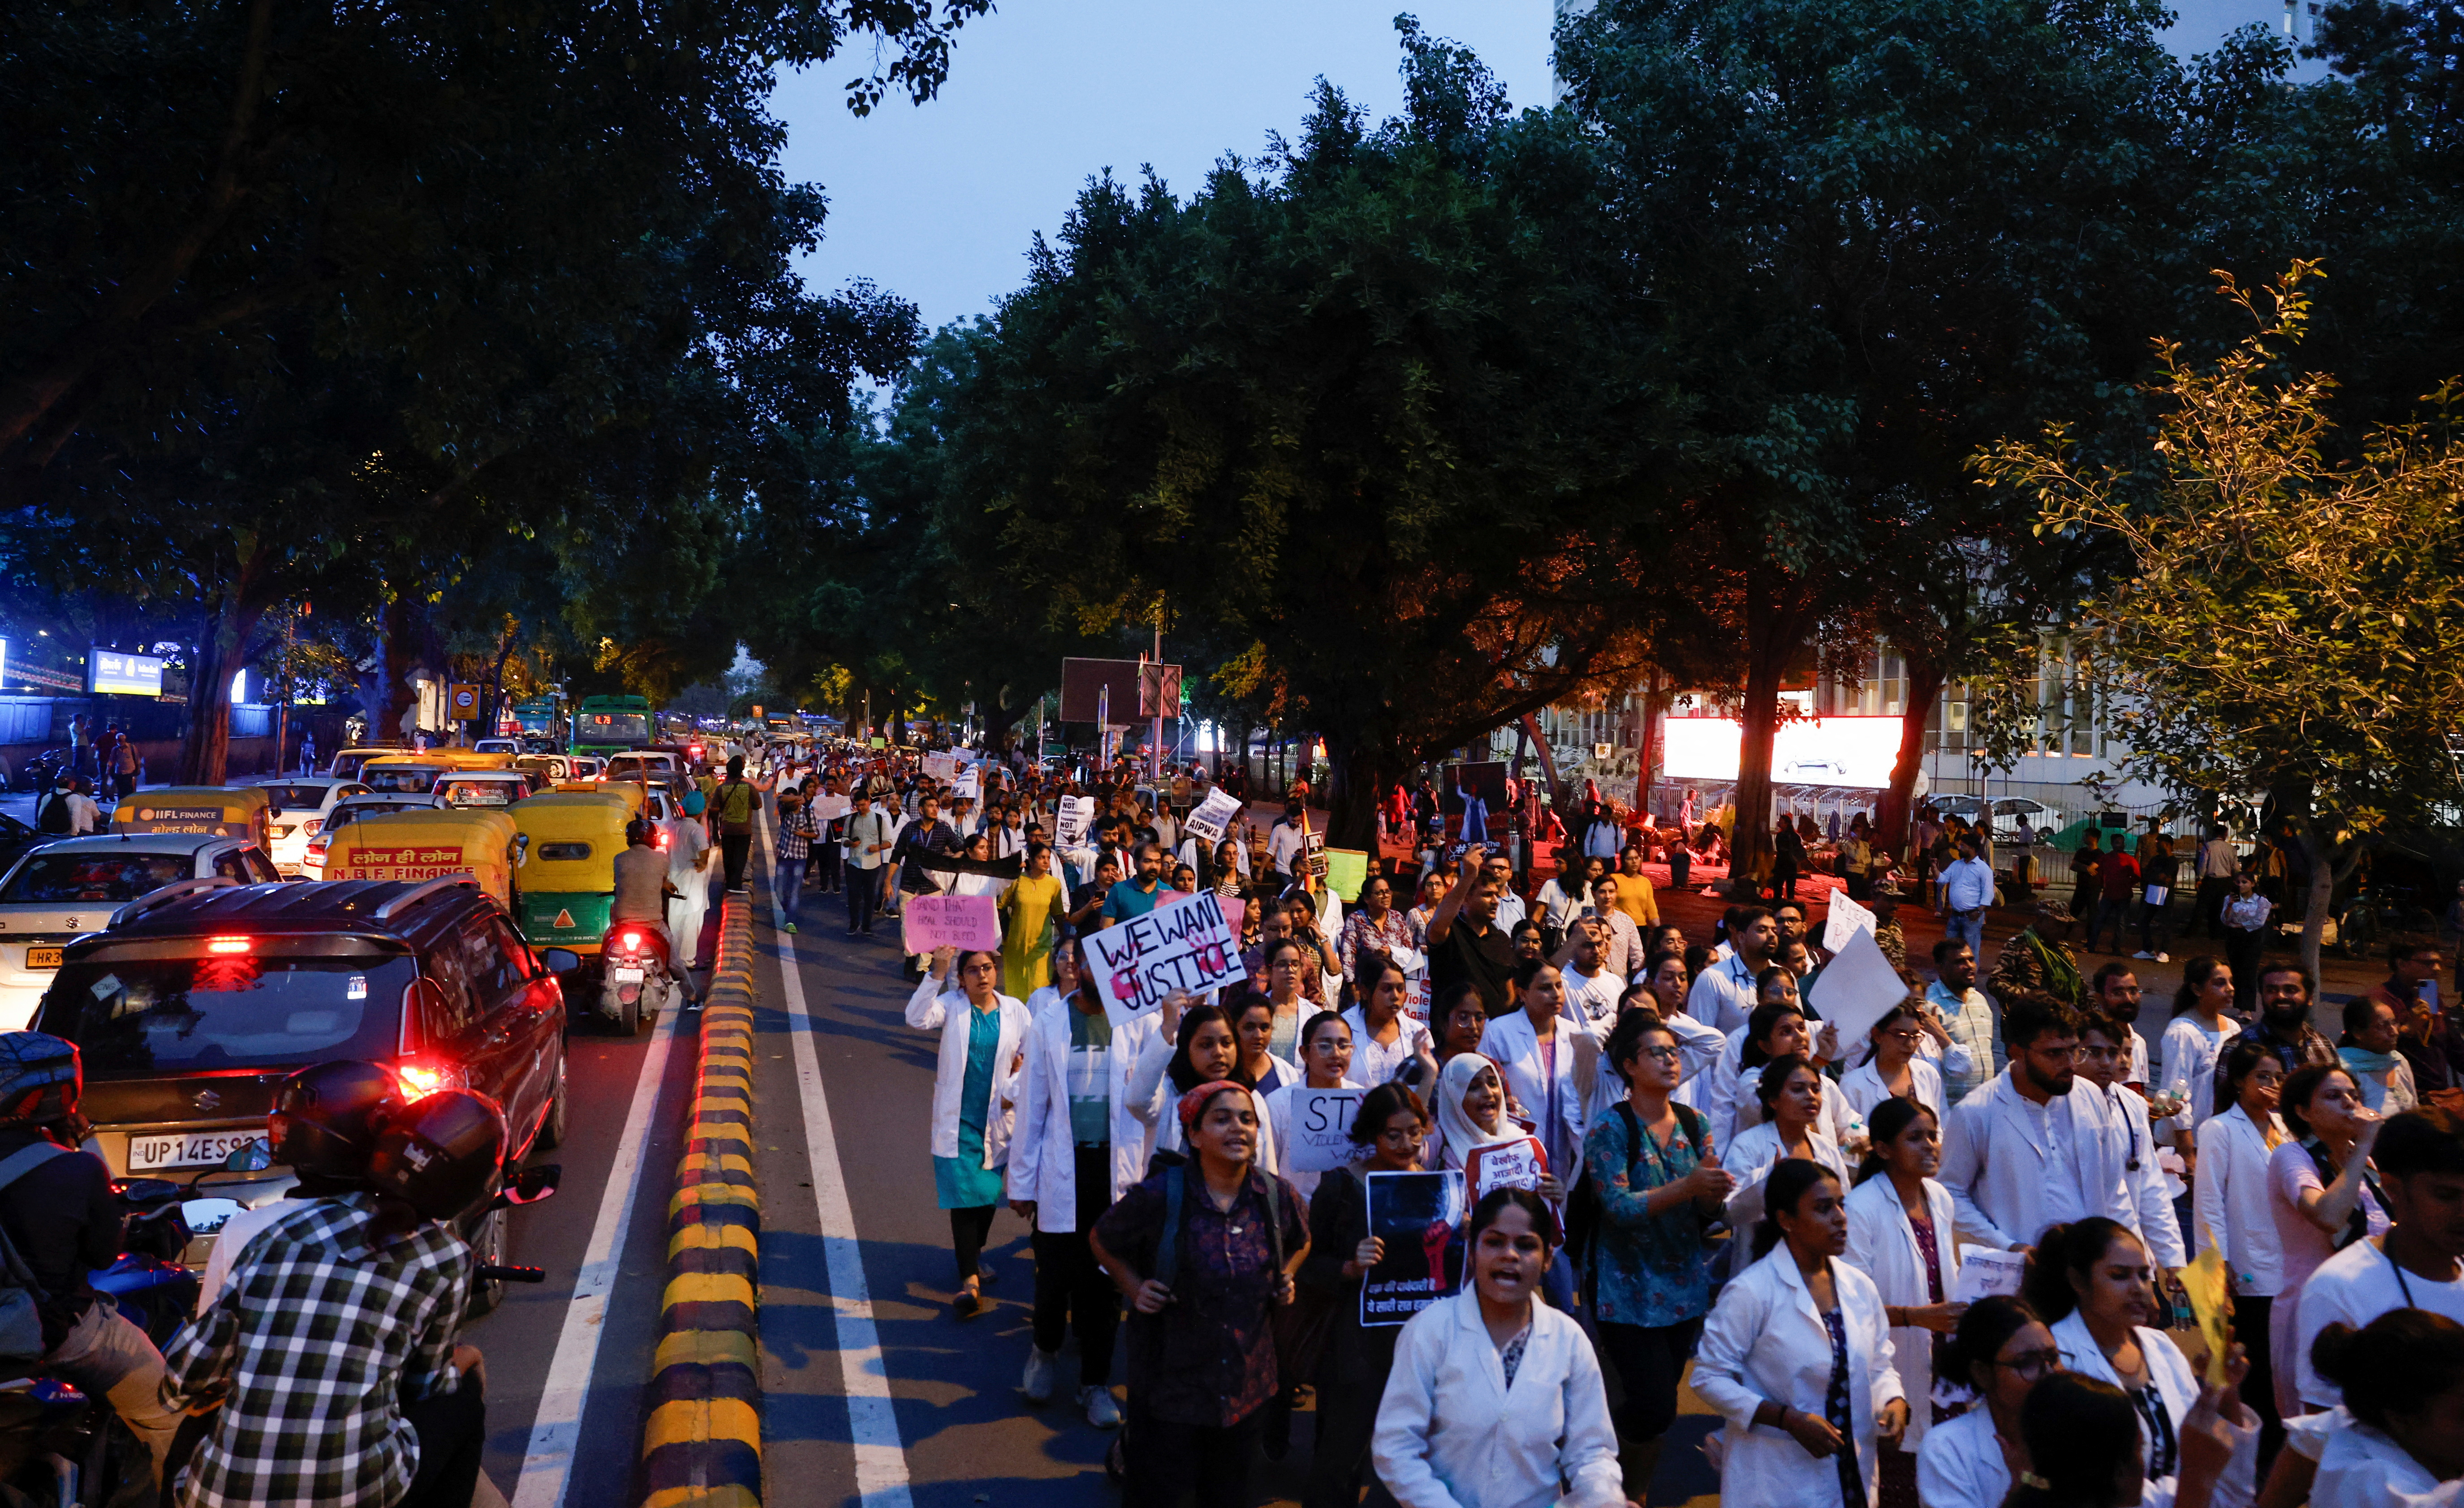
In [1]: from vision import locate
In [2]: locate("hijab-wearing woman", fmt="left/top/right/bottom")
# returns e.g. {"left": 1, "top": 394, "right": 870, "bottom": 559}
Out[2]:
{"left": 904, "top": 946, "right": 1034, "bottom": 1319}
{"left": 2029, "top": 1217, "right": 2259, "bottom": 1508}
{"left": 2309, "top": 1309, "right": 2464, "bottom": 1508}
{"left": 2263, "top": 1062, "right": 2386, "bottom": 1424}
{"left": 1694, "top": 1159, "right": 1909, "bottom": 1508}
{"left": 1089, "top": 1079, "right": 1310, "bottom": 1508}
{"left": 1344, "top": 951, "right": 1434, "bottom": 1089}
{"left": 1915, "top": 1297, "right": 2063, "bottom": 1508}
{"left": 1300, "top": 1082, "right": 1429, "bottom": 1508}
{"left": 1843, "top": 1098, "right": 1974, "bottom": 1503}
{"left": 1432, "top": 1052, "right": 1553, "bottom": 1196}
{"left": 2193, "top": 1037, "right": 2288, "bottom": 1467}
{"left": 1373, "top": 1189, "right": 1623, "bottom": 1508}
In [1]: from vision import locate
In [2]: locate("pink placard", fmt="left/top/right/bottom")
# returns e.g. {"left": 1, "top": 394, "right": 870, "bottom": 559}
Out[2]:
{"left": 900, "top": 892, "right": 1001, "bottom": 953}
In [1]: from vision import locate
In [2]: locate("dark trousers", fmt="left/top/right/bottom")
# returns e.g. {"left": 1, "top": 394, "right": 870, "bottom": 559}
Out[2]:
{"left": 2226, "top": 929, "right": 2266, "bottom": 1014}
{"left": 2092, "top": 896, "right": 2133, "bottom": 954}
{"left": 2139, "top": 894, "right": 2174, "bottom": 953}
{"left": 814, "top": 845, "right": 843, "bottom": 892}
{"left": 1032, "top": 1148, "right": 1120, "bottom": 1386}
{"left": 720, "top": 832, "right": 753, "bottom": 890}
{"left": 2233, "top": 1291, "right": 2283, "bottom": 1471}
{"left": 950, "top": 1203, "right": 996, "bottom": 1284}
{"left": 1596, "top": 1317, "right": 1702, "bottom": 1442}
{"left": 847, "top": 868, "right": 879, "bottom": 932}
{"left": 396, "top": 1379, "right": 487, "bottom": 1508}
{"left": 1125, "top": 1399, "right": 1264, "bottom": 1508}
{"left": 2195, "top": 875, "right": 2230, "bottom": 936}
{"left": 1303, "top": 1364, "right": 1399, "bottom": 1508}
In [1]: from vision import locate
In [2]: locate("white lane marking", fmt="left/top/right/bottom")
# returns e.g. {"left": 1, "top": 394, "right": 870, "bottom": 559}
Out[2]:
{"left": 509, "top": 999, "right": 681, "bottom": 1508}
{"left": 765, "top": 811, "right": 917, "bottom": 1506}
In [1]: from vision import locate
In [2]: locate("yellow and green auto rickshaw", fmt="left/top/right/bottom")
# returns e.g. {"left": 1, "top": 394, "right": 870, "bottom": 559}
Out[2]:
{"left": 507, "top": 792, "right": 633, "bottom": 957}
{"left": 323, "top": 808, "right": 525, "bottom": 911}
{"left": 111, "top": 786, "right": 277, "bottom": 851}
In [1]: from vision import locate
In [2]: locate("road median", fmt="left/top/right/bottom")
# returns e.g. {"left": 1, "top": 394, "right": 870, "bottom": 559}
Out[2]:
{"left": 640, "top": 895, "right": 762, "bottom": 1508}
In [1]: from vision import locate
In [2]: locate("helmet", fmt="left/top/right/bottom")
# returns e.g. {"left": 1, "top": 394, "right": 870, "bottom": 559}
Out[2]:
{"left": 364, "top": 1090, "right": 508, "bottom": 1224}
{"left": 0, "top": 1034, "right": 81, "bottom": 1125}
{"left": 268, "top": 1060, "right": 402, "bottom": 1178}
{"left": 625, "top": 817, "right": 655, "bottom": 847}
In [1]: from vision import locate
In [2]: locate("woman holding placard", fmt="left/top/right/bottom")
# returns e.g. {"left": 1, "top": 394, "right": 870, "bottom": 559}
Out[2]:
{"left": 1300, "top": 1080, "right": 1428, "bottom": 1508}
{"left": 1266, "top": 1010, "right": 1361, "bottom": 1201}
{"left": 905, "top": 946, "right": 1034, "bottom": 1320}
{"left": 1127, "top": 996, "right": 1283, "bottom": 1173}
{"left": 1843, "top": 1097, "right": 1972, "bottom": 1505}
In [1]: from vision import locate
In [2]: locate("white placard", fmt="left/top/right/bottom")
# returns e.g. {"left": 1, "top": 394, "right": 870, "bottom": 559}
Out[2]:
{"left": 1952, "top": 1244, "right": 2029, "bottom": 1303}
{"left": 1286, "top": 1087, "right": 1367, "bottom": 1172}
{"left": 810, "top": 794, "right": 851, "bottom": 822}
{"left": 1182, "top": 787, "right": 1243, "bottom": 844}
{"left": 1823, "top": 888, "right": 1877, "bottom": 952}
{"left": 952, "top": 768, "right": 980, "bottom": 800}
{"left": 1055, "top": 795, "right": 1094, "bottom": 848}
{"left": 1806, "top": 925, "right": 1912, "bottom": 1052}
{"left": 923, "top": 753, "right": 959, "bottom": 781}
{"left": 1083, "top": 889, "right": 1248, "bottom": 1028}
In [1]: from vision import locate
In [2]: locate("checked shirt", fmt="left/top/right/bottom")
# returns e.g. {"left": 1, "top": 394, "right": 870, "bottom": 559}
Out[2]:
{"left": 162, "top": 1193, "right": 471, "bottom": 1508}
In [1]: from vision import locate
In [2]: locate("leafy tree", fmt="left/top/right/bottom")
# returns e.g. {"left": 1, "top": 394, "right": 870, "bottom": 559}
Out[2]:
{"left": 1977, "top": 264, "right": 2464, "bottom": 983}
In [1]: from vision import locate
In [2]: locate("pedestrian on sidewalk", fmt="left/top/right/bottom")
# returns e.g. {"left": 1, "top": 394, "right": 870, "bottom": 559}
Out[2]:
{"left": 1010, "top": 939, "right": 1152, "bottom": 1430}
{"left": 905, "top": 947, "right": 1031, "bottom": 1320}
{"left": 1938, "top": 836, "right": 1996, "bottom": 961}
{"left": 2220, "top": 872, "right": 2276, "bottom": 1017}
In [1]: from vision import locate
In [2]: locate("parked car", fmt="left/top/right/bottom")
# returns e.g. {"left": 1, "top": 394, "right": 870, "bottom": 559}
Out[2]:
{"left": 0, "top": 832, "right": 281, "bottom": 1029}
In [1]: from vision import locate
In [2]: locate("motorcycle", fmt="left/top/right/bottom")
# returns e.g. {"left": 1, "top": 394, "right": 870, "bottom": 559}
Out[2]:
{"left": 12, "top": 750, "right": 67, "bottom": 796}
{"left": 597, "top": 917, "right": 681, "bottom": 1035}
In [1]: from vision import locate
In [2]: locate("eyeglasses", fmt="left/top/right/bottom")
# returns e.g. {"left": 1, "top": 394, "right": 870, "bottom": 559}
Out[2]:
{"left": 1632, "top": 1046, "right": 1682, "bottom": 1063}
{"left": 1993, "top": 1349, "right": 2063, "bottom": 1381}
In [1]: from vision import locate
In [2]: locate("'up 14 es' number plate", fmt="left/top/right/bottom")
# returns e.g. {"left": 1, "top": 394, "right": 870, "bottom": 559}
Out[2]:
{"left": 126, "top": 1133, "right": 267, "bottom": 1172}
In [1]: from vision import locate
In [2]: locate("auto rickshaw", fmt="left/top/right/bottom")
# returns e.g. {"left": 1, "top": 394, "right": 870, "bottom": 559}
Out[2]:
{"left": 508, "top": 791, "right": 635, "bottom": 957}
{"left": 556, "top": 780, "right": 646, "bottom": 818}
{"left": 111, "top": 786, "right": 278, "bottom": 851}
{"left": 323, "top": 808, "right": 524, "bottom": 910}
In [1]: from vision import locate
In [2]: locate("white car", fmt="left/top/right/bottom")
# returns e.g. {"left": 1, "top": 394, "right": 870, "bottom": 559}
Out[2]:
{"left": 299, "top": 794, "right": 444, "bottom": 879}
{"left": 473, "top": 738, "right": 521, "bottom": 755}
{"left": 249, "top": 778, "right": 370, "bottom": 875}
{"left": 605, "top": 751, "right": 682, "bottom": 787}
{"left": 432, "top": 771, "right": 539, "bottom": 809}
{"left": 0, "top": 833, "right": 281, "bottom": 1029}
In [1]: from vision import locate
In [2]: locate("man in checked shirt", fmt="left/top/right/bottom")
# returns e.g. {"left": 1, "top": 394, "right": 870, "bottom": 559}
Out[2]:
{"left": 162, "top": 1090, "right": 506, "bottom": 1508}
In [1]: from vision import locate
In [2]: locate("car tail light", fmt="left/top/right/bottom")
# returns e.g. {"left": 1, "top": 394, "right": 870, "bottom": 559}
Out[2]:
{"left": 303, "top": 819, "right": 322, "bottom": 836}
{"left": 655, "top": 831, "right": 670, "bottom": 851}
{"left": 206, "top": 936, "right": 251, "bottom": 954}
{"left": 394, "top": 1060, "right": 464, "bottom": 1098}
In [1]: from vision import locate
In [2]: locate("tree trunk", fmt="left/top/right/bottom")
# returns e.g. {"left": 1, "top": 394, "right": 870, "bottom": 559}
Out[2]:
{"left": 379, "top": 595, "right": 422, "bottom": 742}
{"left": 1876, "top": 657, "right": 1948, "bottom": 854}
{"left": 177, "top": 593, "right": 265, "bottom": 785}
{"left": 1323, "top": 736, "right": 1390, "bottom": 852}
{"left": 1730, "top": 575, "right": 1804, "bottom": 891}
{"left": 1636, "top": 672, "right": 1663, "bottom": 823}
{"left": 1519, "top": 712, "right": 1565, "bottom": 808}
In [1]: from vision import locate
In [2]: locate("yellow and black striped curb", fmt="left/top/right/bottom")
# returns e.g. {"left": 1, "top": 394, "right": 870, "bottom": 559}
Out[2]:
{"left": 642, "top": 895, "right": 761, "bottom": 1508}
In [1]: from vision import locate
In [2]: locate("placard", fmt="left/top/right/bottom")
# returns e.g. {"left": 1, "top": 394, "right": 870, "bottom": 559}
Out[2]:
{"left": 1823, "top": 888, "right": 1877, "bottom": 952}
{"left": 923, "top": 753, "right": 959, "bottom": 781}
{"left": 1302, "top": 831, "right": 1327, "bottom": 876}
{"left": 2179, "top": 1244, "right": 2235, "bottom": 1385}
{"left": 952, "top": 768, "right": 980, "bottom": 799}
{"left": 1220, "top": 894, "right": 1246, "bottom": 939}
{"left": 1082, "top": 889, "right": 1247, "bottom": 1027}
{"left": 810, "top": 794, "right": 851, "bottom": 822}
{"left": 1285, "top": 1087, "right": 1367, "bottom": 1172}
{"left": 1400, "top": 976, "right": 1430, "bottom": 1023}
{"left": 1806, "top": 925, "right": 1912, "bottom": 1052}
{"left": 1951, "top": 1244, "right": 2028, "bottom": 1303}
{"left": 900, "top": 893, "right": 1001, "bottom": 953}
{"left": 1362, "top": 1169, "right": 1466, "bottom": 1326}
{"left": 1323, "top": 848, "right": 1370, "bottom": 900}
{"left": 1465, "top": 1135, "right": 1549, "bottom": 1208}
{"left": 1182, "top": 788, "right": 1243, "bottom": 844}
{"left": 1055, "top": 796, "right": 1095, "bottom": 848}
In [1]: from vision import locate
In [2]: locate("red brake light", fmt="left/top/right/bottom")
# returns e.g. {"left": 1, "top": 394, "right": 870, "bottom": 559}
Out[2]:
{"left": 395, "top": 1062, "right": 452, "bottom": 1099}
{"left": 206, "top": 936, "right": 251, "bottom": 954}
{"left": 620, "top": 931, "right": 642, "bottom": 951}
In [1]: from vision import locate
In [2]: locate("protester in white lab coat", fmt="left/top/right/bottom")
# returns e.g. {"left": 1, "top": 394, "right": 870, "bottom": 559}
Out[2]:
{"left": 1837, "top": 1002, "right": 1956, "bottom": 1124}
{"left": 1477, "top": 961, "right": 1588, "bottom": 1185}
{"left": 2191, "top": 1038, "right": 2290, "bottom": 1464}
{"left": 1693, "top": 1159, "right": 1908, "bottom": 1508}
{"left": 2308, "top": 1308, "right": 2464, "bottom": 1508}
{"left": 1914, "top": 1296, "right": 2063, "bottom": 1508}
{"left": 1262, "top": 1009, "right": 1362, "bottom": 1201}
{"left": 2008, "top": 1371, "right": 2241, "bottom": 1508}
{"left": 1124, "top": 996, "right": 1281, "bottom": 1173}
{"left": 1724, "top": 1056, "right": 1854, "bottom": 1245}
{"left": 2159, "top": 956, "right": 2244, "bottom": 1153}
{"left": 2028, "top": 1216, "right": 2260, "bottom": 1508}
{"left": 1008, "top": 938, "right": 1152, "bottom": 1425}
{"left": 2077, "top": 1012, "right": 2190, "bottom": 1271}
{"left": 1341, "top": 952, "right": 1435, "bottom": 1090}
{"left": 904, "top": 947, "right": 1033, "bottom": 1319}
{"left": 1372, "top": 1189, "right": 1624, "bottom": 1508}
{"left": 1939, "top": 996, "right": 2137, "bottom": 1255}
{"left": 1842, "top": 1097, "right": 1977, "bottom": 1485}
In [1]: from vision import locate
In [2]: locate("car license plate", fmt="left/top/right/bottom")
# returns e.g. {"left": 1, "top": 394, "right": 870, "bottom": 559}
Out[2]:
{"left": 611, "top": 966, "right": 645, "bottom": 982}
{"left": 22, "top": 948, "right": 61, "bottom": 971}
{"left": 125, "top": 1133, "right": 268, "bottom": 1172}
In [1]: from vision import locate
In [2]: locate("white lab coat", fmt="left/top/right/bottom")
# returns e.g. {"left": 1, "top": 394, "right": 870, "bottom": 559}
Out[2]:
{"left": 903, "top": 977, "right": 1031, "bottom": 1169}
{"left": 2158, "top": 1013, "right": 2241, "bottom": 1138}
{"left": 1477, "top": 1010, "right": 1589, "bottom": 1181}
{"left": 1264, "top": 1077, "right": 1364, "bottom": 1202}
{"left": 1722, "top": 1120, "right": 1853, "bottom": 1238}
{"left": 1123, "top": 1028, "right": 1280, "bottom": 1174}
{"left": 1914, "top": 1407, "right": 2011, "bottom": 1508}
{"left": 2193, "top": 1103, "right": 2287, "bottom": 1294}
{"left": 1837, "top": 1055, "right": 1946, "bottom": 1124}
{"left": 1842, "top": 1173, "right": 1982, "bottom": 1450}
{"left": 2052, "top": 1308, "right": 2258, "bottom": 1508}
{"left": 1939, "top": 1069, "right": 2135, "bottom": 1252}
{"left": 2313, "top": 1418, "right": 2461, "bottom": 1508}
{"left": 1006, "top": 999, "right": 1156, "bottom": 1231}
{"left": 2105, "top": 1081, "right": 2188, "bottom": 1268}
{"left": 1371, "top": 1290, "right": 1624, "bottom": 1508}
{"left": 1692, "top": 1246, "right": 1904, "bottom": 1508}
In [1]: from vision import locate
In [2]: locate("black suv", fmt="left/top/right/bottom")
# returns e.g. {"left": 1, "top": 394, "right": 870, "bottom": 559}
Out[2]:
{"left": 30, "top": 878, "right": 570, "bottom": 1268}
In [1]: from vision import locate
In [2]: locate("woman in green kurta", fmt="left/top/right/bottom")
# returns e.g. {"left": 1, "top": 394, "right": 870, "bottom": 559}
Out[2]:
{"left": 998, "top": 841, "right": 1069, "bottom": 996}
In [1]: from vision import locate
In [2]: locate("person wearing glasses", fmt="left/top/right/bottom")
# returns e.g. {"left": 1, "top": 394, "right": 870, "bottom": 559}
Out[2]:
{"left": 1939, "top": 998, "right": 2142, "bottom": 1256}
{"left": 1914, "top": 1296, "right": 2064, "bottom": 1508}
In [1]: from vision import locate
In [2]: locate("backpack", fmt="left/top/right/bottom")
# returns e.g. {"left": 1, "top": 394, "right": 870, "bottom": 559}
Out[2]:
{"left": 1566, "top": 1099, "right": 1707, "bottom": 1280}
{"left": 714, "top": 779, "right": 756, "bottom": 827}
{"left": 1148, "top": 1160, "right": 1288, "bottom": 1297}
{"left": 35, "top": 792, "right": 71, "bottom": 836}
{"left": 0, "top": 1142, "right": 70, "bottom": 1361}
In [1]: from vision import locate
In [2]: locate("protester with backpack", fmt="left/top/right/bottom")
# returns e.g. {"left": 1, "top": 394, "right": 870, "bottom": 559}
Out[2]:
{"left": 35, "top": 773, "right": 98, "bottom": 836}
{"left": 1087, "top": 1078, "right": 1309, "bottom": 1508}
{"left": 709, "top": 755, "right": 764, "bottom": 893}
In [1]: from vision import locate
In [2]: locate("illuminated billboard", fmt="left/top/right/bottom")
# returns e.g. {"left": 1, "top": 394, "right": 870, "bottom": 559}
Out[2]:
{"left": 1661, "top": 715, "right": 1904, "bottom": 789}
{"left": 88, "top": 648, "right": 166, "bottom": 697}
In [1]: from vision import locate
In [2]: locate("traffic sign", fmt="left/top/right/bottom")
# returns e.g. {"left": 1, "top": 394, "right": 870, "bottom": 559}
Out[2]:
{"left": 449, "top": 684, "right": 480, "bottom": 718}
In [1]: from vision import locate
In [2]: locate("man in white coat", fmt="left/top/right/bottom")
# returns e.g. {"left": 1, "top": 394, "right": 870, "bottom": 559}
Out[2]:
{"left": 1940, "top": 996, "right": 2139, "bottom": 1254}
{"left": 2077, "top": 1010, "right": 2188, "bottom": 1273}
{"left": 1007, "top": 939, "right": 1154, "bottom": 1429}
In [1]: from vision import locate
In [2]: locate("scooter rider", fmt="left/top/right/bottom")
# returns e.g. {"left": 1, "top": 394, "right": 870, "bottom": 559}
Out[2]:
{"left": 163, "top": 1090, "right": 509, "bottom": 1508}
{"left": 612, "top": 817, "right": 686, "bottom": 1002}
{"left": 194, "top": 1060, "right": 405, "bottom": 1313}
{"left": 0, "top": 1034, "right": 182, "bottom": 1487}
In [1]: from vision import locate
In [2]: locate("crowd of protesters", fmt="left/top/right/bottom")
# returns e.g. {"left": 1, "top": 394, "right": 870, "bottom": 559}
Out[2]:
{"left": 742, "top": 734, "right": 2460, "bottom": 1508}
